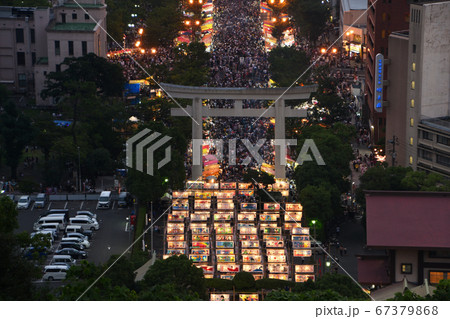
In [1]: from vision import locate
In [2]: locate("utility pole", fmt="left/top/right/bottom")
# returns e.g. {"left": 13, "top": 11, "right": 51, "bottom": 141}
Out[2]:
{"left": 388, "top": 135, "right": 399, "bottom": 166}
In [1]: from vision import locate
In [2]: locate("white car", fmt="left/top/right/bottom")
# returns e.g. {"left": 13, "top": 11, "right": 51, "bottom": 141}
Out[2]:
{"left": 42, "top": 265, "right": 69, "bottom": 281}
{"left": 61, "top": 236, "right": 90, "bottom": 248}
{"left": 17, "top": 195, "right": 31, "bottom": 209}
{"left": 76, "top": 210, "right": 97, "bottom": 220}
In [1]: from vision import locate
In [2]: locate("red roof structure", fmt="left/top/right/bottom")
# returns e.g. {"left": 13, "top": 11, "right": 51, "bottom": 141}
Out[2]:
{"left": 365, "top": 191, "right": 450, "bottom": 249}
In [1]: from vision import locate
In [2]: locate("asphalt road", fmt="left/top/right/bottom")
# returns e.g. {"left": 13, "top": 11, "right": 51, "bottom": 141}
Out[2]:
{"left": 17, "top": 199, "right": 133, "bottom": 269}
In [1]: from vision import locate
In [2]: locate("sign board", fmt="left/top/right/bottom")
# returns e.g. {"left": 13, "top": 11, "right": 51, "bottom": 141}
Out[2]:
{"left": 374, "top": 53, "right": 384, "bottom": 113}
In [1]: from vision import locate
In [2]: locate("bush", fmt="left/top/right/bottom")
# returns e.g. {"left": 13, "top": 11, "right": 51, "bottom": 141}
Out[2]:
{"left": 205, "top": 278, "right": 233, "bottom": 291}
{"left": 255, "top": 278, "right": 296, "bottom": 290}
{"left": 232, "top": 272, "right": 256, "bottom": 291}
{"left": 18, "top": 180, "right": 39, "bottom": 194}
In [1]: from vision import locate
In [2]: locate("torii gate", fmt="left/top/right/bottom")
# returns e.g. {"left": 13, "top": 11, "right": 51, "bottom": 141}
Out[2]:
{"left": 161, "top": 83, "right": 318, "bottom": 179}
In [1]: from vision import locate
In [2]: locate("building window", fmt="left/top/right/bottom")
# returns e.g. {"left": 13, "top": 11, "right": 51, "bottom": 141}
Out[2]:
{"left": 401, "top": 263, "right": 412, "bottom": 274}
{"left": 411, "top": 99, "right": 415, "bottom": 108}
{"left": 422, "top": 131, "right": 433, "bottom": 141}
{"left": 18, "top": 73, "right": 27, "bottom": 88}
{"left": 410, "top": 118, "right": 414, "bottom": 127}
{"left": 412, "top": 63, "right": 416, "bottom": 71}
{"left": 16, "top": 28, "right": 24, "bottom": 43}
{"left": 72, "top": 13, "right": 77, "bottom": 20}
{"left": 82, "top": 41, "right": 87, "bottom": 55}
{"left": 429, "top": 271, "right": 446, "bottom": 285}
{"left": 32, "top": 52, "right": 36, "bottom": 65}
{"left": 30, "top": 28, "right": 35, "bottom": 44}
{"left": 68, "top": 41, "right": 74, "bottom": 56}
{"left": 56, "top": 64, "right": 61, "bottom": 72}
{"left": 61, "top": 13, "right": 66, "bottom": 23}
{"left": 412, "top": 44, "right": 416, "bottom": 53}
{"left": 409, "top": 156, "right": 413, "bottom": 165}
{"left": 436, "top": 155, "right": 450, "bottom": 167}
{"left": 437, "top": 135, "right": 450, "bottom": 146}
{"left": 17, "top": 52, "right": 25, "bottom": 66}
{"left": 429, "top": 251, "right": 450, "bottom": 259}
{"left": 85, "top": 13, "right": 89, "bottom": 20}
{"left": 411, "top": 81, "right": 415, "bottom": 90}
{"left": 418, "top": 149, "right": 432, "bottom": 161}
{"left": 55, "top": 40, "right": 60, "bottom": 55}
{"left": 410, "top": 137, "right": 414, "bottom": 146}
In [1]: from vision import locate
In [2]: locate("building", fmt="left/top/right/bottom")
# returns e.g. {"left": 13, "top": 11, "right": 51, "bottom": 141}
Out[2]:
{"left": 0, "top": 6, "right": 51, "bottom": 95}
{"left": 339, "top": 0, "right": 367, "bottom": 58}
{"left": 385, "top": 30, "right": 409, "bottom": 167}
{"left": 0, "top": 0, "right": 107, "bottom": 105}
{"left": 358, "top": 191, "right": 450, "bottom": 287}
{"left": 384, "top": 1, "right": 450, "bottom": 177}
{"left": 365, "top": 0, "right": 410, "bottom": 144}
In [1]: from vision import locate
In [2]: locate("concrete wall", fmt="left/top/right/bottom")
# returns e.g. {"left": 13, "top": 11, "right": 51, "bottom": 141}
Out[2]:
{"left": 420, "top": 2, "right": 450, "bottom": 119}
{"left": 395, "top": 249, "right": 418, "bottom": 283}
{"left": 386, "top": 33, "right": 409, "bottom": 167}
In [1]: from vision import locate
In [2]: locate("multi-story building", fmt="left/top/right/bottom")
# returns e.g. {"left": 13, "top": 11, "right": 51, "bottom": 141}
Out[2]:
{"left": 365, "top": 0, "right": 410, "bottom": 144}
{"left": 339, "top": 0, "right": 367, "bottom": 58}
{"left": 0, "top": 0, "right": 107, "bottom": 105}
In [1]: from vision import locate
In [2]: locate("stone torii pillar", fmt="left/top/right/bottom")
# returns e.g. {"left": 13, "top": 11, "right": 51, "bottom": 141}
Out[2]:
{"left": 161, "top": 83, "right": 318, "bottom": 180}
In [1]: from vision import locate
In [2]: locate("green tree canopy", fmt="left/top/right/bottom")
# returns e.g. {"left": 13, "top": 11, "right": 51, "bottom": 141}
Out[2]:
{"left": 268, "top": 46, "right": 311, "bottom": 87}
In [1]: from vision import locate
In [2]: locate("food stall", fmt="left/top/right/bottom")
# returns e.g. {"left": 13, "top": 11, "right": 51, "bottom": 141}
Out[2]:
{"left": 173, "top": 190, "right": 192, "bottom": 198}
{"left": 237, "top": 212, "right": 257, "bottom": 222}
{"left": 210, "top": 294, "right": 231, "bottom": 301}
{"left": 293, "top": 249, "right": 312, "bottom": 257}
{"left": 216, "top": 190, "right": 235, "bottom": 199}
{"left": 191, "top": 213, "right": 209, "bottom": 222}
{"left": 216, "top": 241, "right": 234, "bottom": 248}
{"left": 168, "top": 211, "right": 188, "bottom": 222}
{"left": 214, "top": 212, "right": 233, "bottom": 222}
{"left": 263, "top": 203, "right": 280, "bottom": 211}
{"left": 186, "top": 180, "right": 204, "bottom": 189}
{"left": 295, "top": 274, "right": 315, "bottom": 282}
{"left": 238, "top": 183, "right": 253, "bottom": 190}
{"left": 239, "top": 294, "right": 259, "bottom": 301}
{"left": 173, "top": 199, "right": 189, "bottom": 210}
{"left": 240, "top": 203, "right": 257, "bottom": 210}
{"left": 220, "top": 182, "right": 236, "bottom": 189}
{"left": 260, "top": 214, "right": 279, "bottom": 222}
{"left": 194, "top": 199, "right": 211, "bottom": 210}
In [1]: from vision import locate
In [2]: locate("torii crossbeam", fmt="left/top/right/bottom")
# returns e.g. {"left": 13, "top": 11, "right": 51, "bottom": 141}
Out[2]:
{"left": 162, "top": 83, "right": 318, "bottom": 179}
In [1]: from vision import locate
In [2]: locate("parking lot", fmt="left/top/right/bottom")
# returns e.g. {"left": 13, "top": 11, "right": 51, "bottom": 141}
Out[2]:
{"left": 16, "top": 196, "right": 134, "bottom": 272}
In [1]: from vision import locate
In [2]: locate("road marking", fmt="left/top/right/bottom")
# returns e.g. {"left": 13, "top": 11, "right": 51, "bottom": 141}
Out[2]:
{"left": 31, "top": 203, "right": 35, "bottom": 211}
{"left": 125, "top": 222, "right": 129, "bottom": 232}
{"left": 64, "top": 201, "right": 68, "bottom": 209}
{"left": 112, "top": 201, "right": 115, "bottom": 210}
{"left": 80, "top": 201, "right": 84, "bottom": 210}
{"left": 47, "top": 202, "right": 52, "bottom": 210}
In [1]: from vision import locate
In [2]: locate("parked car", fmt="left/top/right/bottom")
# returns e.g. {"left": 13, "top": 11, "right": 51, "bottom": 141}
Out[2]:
{"left": 34, "top": 193, "right": 47, "bottom": 209}
{"left": 23, "top": 246, "right": 48, "bottom": 260}
{"left": 59, "top": 241, "right": 84, "bottom": 251}
{"left": 76, "top": 210, "right": 97, "bottom": 220}
{"left": 32, "top": 229, "right": 57, "bottom": 241}
{"left": 17, "top": 195, "right": 31, "bottom": 209}
{"left": 36, "top": 223, "right": 60, "bottom": 235}
{"left": 39, "top": 209, "right": 69, "bottom": 221}
{"left": 42, "top": 265, "right": 69, "bottom": 281}
{"left": 54, "top": 248, "right": 87, "bottom": 259}
{"left": 61, "top": 236, "right": 90, "bottom": 249}
{"left": 65, "top": 225, "right": 93, "bottom": 239}
{"left": 51, "top": 255, "right": 77, "bottom": 266}
{"left": 69, "top": 216, "right": 99, "bottom": 231}
{"left": 117, "top": 192, "right": 132, "bottom": 208}
{"left": 65, "top": 232, "right": 89, "bottom": 241}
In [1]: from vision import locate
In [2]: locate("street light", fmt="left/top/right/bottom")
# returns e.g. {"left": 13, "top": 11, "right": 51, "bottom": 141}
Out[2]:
{"left": 138, "top": 28, "right": 143, "bottom": 35}
{"left": 135, "top": 41, "right": 141, "bottom": 47}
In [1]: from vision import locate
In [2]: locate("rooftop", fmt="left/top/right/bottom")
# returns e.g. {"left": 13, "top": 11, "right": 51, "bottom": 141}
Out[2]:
{"left": 421, "top": 117, "right": 450, "bottom": 133}
{"left": 51, "top": 22, "right": 97, "bottom": 32}
{"left": 342, "top": 0, "right": 367, "bottom": 12}
{"left": 62, "top": 3, "right": 105, "bottom": 8}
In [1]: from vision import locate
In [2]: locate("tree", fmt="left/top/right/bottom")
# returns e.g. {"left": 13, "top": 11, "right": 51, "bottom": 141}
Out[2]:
{"left": 0, "top": 101, "right": 34, "bottom": 179}
{"left": 288, "top": 0, "right": 329, "bottom": 45}
{"left": 141, "top": 255, "right": 206, "bottom": 300}
{"left": 168, "top": 42, "right": 211, "bottom": 86}
{"left": 0, "top": 196, "right": 18, "bottom": 234}
{"left": 144, "top": 3, "right": 183, "bottom": 48}
{"left": 268, "top": 46, "right": 311, "bottom": 87}
{"left": 232, "top": 271, "right": 256, "bottom": 291}
{"left": 299, "top": 184, "right": 333, "bottom": 228}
